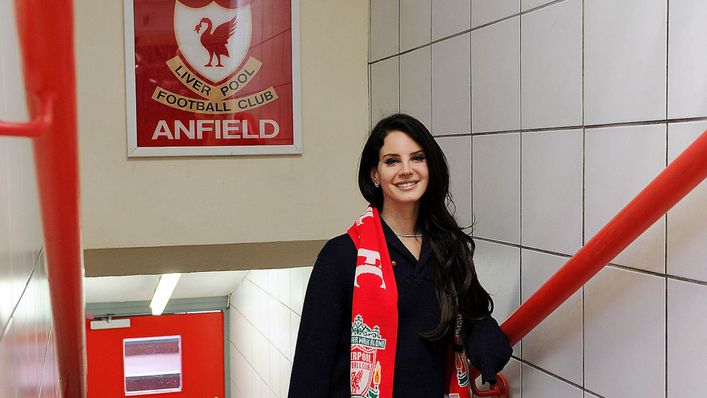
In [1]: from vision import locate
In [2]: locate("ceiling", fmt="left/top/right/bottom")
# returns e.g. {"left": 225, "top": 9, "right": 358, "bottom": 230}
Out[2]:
{"left": 84, "top": 270, "right": 248, "bottom": 304}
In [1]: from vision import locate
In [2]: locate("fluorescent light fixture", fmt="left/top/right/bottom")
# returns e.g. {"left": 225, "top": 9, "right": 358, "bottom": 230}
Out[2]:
{"left": 150, "top": 273, "right": 181, "bottom": 316}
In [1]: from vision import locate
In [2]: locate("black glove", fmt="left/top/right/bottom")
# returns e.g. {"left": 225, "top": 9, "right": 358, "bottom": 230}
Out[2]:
{"left": 464, "top": 316, "right": 513, "bottom": 385}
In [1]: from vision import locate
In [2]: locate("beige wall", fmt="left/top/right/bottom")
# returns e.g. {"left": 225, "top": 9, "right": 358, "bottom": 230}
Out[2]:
{"left": 76, "top": 1, "right": 369, "bottom": 251}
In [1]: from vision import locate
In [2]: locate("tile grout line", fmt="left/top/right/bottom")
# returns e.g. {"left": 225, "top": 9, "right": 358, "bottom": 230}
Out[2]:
{"left": 518, "top": 3, "right": 524, "bottom": 365}
{"left": 471, "top": 235, "right": 707, "bottom": 286}
{"left": 581, "top": 0, "right": 586, "bottom": 391}
{"left": 229, "top": 304, "right": 293, "bottom": 381}
{"left": 664, "top": 3, "right": 670, "bottom": 395}
{"left": 0, "top": 246, "right": 44, "bottom": 342}
{"left": 514, "top": 355, "right": 607, "bottom": 397}
{"left": 369, "top": 0, "right": 570, "bottom": 66}
{"left": 397, "top": 0, "right": 401, "bottom": 114}
{"left": 228, "top": 336, "right": 282, "bottom": 397}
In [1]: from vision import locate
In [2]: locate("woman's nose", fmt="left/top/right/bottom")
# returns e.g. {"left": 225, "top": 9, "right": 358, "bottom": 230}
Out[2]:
{"left": 399, "top": 161, "right": 413, "bottom": 174}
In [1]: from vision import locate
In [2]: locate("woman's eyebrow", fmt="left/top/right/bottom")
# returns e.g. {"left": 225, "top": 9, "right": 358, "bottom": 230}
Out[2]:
{"left": 382, "top": 150, "right": 424, "bottom": 158}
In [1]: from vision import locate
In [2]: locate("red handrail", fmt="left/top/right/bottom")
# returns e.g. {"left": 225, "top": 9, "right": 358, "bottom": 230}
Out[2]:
{"left": 0, "top": 1, "right": 85, "bottom": 397}
{"left": 472, "top": 129, "right": 707, "bottom": 397}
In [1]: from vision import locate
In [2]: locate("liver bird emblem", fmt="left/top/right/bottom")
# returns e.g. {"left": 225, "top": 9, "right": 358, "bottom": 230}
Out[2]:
{"left": 193, "top": 16, "right": 237, "bottom": 67}
{"left": 351, "top": 369, "right": 364, "bottom": 392}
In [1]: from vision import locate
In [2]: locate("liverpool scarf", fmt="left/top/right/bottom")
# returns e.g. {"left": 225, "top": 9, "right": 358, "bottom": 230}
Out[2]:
{"left": 347, "top": 206, "right": 472, "bottom": 398}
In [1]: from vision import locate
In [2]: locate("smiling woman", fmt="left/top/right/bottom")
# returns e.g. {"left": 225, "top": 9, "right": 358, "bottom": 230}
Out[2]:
{"left": 289, "top": 114, "right": 512, "bottom": 397}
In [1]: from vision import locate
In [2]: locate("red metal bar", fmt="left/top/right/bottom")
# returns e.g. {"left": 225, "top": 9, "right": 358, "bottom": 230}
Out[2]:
{"left": 502, "top": 129, "right": 707, "bottom": 344}
{"left": 0, "top": 1, "right": 85, "bottom": 397}
{"left": 469, "top": 129, "right": 707, "bottom": 397}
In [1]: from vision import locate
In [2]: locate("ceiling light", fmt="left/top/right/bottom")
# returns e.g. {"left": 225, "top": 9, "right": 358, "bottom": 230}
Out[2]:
{"left": 150, "top": 273, "right": 181, "bottom": 316}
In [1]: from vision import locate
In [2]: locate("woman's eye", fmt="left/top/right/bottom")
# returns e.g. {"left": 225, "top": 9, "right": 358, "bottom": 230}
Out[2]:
{"left": 412, "top": 155, "right": 426, "bottom": 162}
{"left": 384, "top": 158, "right": 399, "bottom": 165}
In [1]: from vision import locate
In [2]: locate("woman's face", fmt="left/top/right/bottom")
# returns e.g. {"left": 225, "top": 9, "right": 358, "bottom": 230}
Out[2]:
{"left": 371, "top": 131, "right": 429, "bottom": 209}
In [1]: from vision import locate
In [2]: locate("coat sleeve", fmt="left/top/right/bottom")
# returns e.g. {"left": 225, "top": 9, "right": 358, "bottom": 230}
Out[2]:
{"left": 464, "top": 316, "right": 513, "bottom": 385}
{"left": 288, "top": 238, "right": 353, "bottom": 397}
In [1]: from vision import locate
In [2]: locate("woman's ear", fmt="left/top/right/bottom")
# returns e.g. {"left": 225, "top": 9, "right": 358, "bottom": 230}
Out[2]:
{"left": 370, "top": 168, "right": 379, "bottom": 186}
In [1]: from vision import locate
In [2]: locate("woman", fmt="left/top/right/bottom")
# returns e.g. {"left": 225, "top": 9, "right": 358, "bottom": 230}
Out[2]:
{"left": 289, "top": 114, "right": 512, "bottom": 397}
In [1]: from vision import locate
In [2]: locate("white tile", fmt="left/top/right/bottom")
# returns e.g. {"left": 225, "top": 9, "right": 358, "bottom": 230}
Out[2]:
{"left": 667, "top": 279, "right": 707, "bottom": 397}
{"left": 585, "top": 125, "right": 666, "bottom": 273}
{"left": 471, "top": 17, "right": 520, "bottom": 133}
{"left": 0, "top": 322, "right": 17, "bottom": 398}
{"left": 268, "top": 298, "right": 291, "bottom": 359}
{"left": 370, "top": 57, "right": 400, "bottom": 124}
{"left": 369, "top": 0, "right": 399, "bottom": 61}
{"left": 248, "top": 269, "right": 270, "bottom": 292}
{"left": 231, "top": 281, "right": 246, "bottom": 314}
{"left": 268, "top": 344, "right": 284, "bottom": 396}
{"left": 473, "top": 241, "right": 520, "bottom": 328}
{"left": 0, "top": 0, "right": 28, "bottom": 122}
{"left": 289, "top": 267, "right": 307, "bottom": 315}
{"left": 521, "top": 129, "right": 582, "bottom": 254}
{"left": 244, "top": 280, "right": 270, "bottom": 335}
{"left": 228, "top": 305, "right": 241, "bottom": 349}
{"left": 432, "top": 33, "right": 470, "bottom": 136}
{"left": 472, "top": 0, "right": 519, "bottom": 28}
{"left": 400, "top": 46, "right": 432, "bottom": 130}
{"left": 522, "top": 364, "right": 583, "bottom": 398}
{"left": 668, "top": 0, "right": 707, "bottom": 118}
{"left": 401, "top": 0, "right": 431, "bottom": 51}
{"left": 472, "top": 133, "right": 520, "bottom": 243}
{"left": 521, "top": 0, "right": 582, "bottom": 129}
{"left": 436, "top": 136, "right": 472, "bottom": 228}
{"left": 289, "top": 312, "right": 300, "bottom": 362}
{"left": 268, "top": 268, "right": 290, "bottom": 307}
{"left": 232, "top": 346, "right": 250, "bottom": 395}
{"left": 251, "top": 328, "right": 270, "bottom": 384}
{"left": 584, "top": 0, "right": 666, "bottom": 124}
{"left": 521, "top": 250, "right": 582, "bottom": 385}
{"left": 521, "top": 0, "right": 555, "bottom": 11}
{"left": 432, "top": 0, "right": 470, "bottom": 40}
{"left": 667, "top": 122, "right": 707, "bottom": 282}
{"left": 584, "top": 267, "right": 665, "bottom": 398}
{"left": 0, "top": 141, "right": 12, "bottom": 332}
{"left": 279, "top": 355, "right": 292, "bottom": 398}
{"left": 502, "top": 357, "right": 521, "bottom": 398}
{"left": 473, "top": 356, "right": 521, "bottom": 397}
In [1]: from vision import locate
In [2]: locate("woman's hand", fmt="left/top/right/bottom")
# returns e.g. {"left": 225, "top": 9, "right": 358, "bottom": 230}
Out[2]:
{"left": 464, "top": 316, "right": 513, "bottom": 385}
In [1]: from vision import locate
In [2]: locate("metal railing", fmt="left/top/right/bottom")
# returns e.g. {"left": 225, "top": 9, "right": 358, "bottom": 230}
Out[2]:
{"left": 0, "top": 1, "right": 85, "bottom": 397}
{"left": 473, "top": 129, "right": 707, "bottom": 397}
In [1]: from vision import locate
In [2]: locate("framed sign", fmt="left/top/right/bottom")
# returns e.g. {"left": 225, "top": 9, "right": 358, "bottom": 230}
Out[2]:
{"left": 124, "top": 0, "right": 301, "bottom": 157}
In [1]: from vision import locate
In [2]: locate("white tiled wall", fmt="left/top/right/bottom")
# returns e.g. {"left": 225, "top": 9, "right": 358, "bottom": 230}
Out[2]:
{"left": 0, "top": 2, "right": 59, "bottom": 397}
{"left": 370, "top": 0, "right": 707, "bottom": 396}
{"left": 229, "top": 267, "right": 312, "bottom": 398}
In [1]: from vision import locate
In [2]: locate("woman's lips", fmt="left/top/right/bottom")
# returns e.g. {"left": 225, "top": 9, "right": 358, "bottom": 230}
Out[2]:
{"left": 394, "top": 181, "right": 418, "bottom": 190}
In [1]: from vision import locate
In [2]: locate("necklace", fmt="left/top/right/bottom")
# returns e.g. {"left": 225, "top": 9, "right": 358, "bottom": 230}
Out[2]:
{"left": 395, "top": 232, "right": 423, "bottom": 238}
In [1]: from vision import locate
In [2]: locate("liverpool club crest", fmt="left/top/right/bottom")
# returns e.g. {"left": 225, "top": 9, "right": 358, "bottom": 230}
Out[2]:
{"left": 151, "top": 0, "right": 278, "bottom": 115}
{"left": 351, "top": 315, "right": 386, "bottom": 398}
{"left": 125, "top": 0, "right": 299, "bottom": 156}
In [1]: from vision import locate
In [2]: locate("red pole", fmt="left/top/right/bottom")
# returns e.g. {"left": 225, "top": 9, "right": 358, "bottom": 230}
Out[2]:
{"left": 0, "top": 1, "right": 86, "bottom": 397}
{"left": 501, "top": 129, "right": 707, "bottom": 345}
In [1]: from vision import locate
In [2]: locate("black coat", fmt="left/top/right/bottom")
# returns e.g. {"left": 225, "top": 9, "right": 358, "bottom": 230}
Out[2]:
{"left": 288, "top": 219, "right": 512, "bottom": 397}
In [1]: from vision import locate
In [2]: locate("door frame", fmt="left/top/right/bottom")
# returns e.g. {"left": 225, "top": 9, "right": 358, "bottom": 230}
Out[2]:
{"left": 86, "top": 296, "right": 231, "bottom": 398}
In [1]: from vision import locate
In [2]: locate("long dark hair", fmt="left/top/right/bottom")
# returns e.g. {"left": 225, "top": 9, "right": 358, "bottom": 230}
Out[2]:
{"left": 358, "top": 113, "right": 493, "bottom": 340}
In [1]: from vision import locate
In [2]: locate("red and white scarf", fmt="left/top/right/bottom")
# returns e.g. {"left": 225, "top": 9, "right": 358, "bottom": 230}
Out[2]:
{"left": 347, "top": 206, "right": 472, "bottom": 398}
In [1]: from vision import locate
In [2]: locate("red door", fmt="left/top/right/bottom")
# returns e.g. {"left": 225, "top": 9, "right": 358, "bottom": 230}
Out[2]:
{"left": 86, "top": 312, "right": 224, "bottom": 398}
